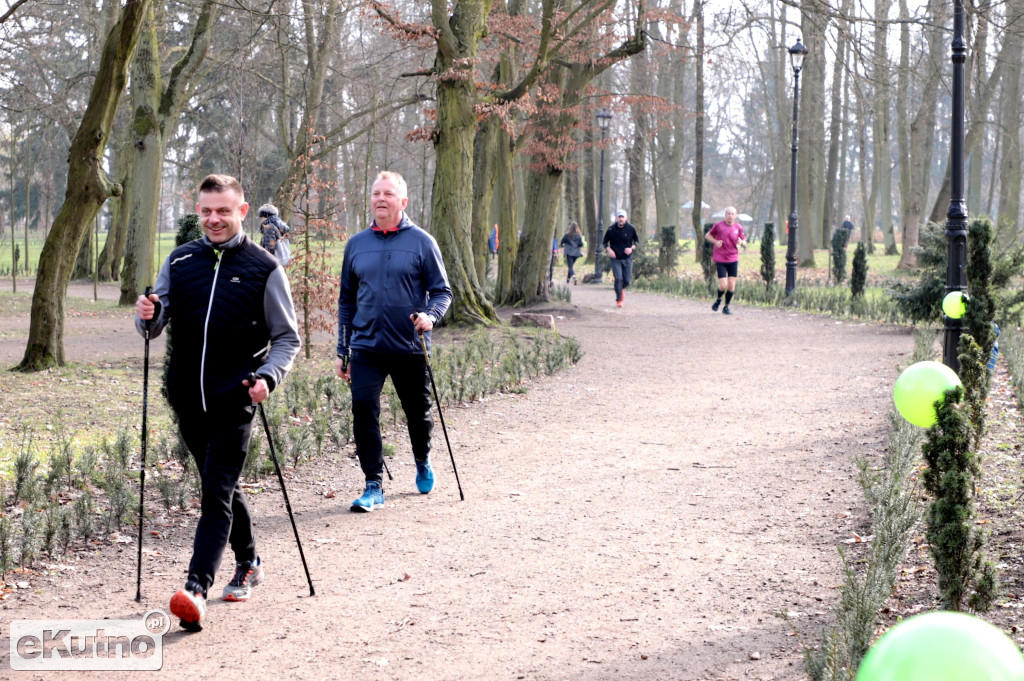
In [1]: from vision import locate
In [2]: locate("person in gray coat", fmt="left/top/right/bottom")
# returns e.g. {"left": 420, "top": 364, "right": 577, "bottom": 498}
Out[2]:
{"left": 559, "top": 221, "right": 585, "bottom": 285}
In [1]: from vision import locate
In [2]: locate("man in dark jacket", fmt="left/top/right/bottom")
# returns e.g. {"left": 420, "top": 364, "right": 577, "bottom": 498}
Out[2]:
{"left": 335, "top": 170, "right": 452, "bottom": 512}
{"left": 135, "top": 174, "right": 300, "bottom": 631}
{"left": 602, "top": 210, "right": 640, "bottom": 308}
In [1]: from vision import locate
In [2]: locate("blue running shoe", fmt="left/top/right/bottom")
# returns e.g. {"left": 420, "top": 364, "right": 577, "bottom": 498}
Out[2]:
{"left": 350, "top": 481, "right": 384, "bottom": 512}
{"left": 415, "top": 458, "right": 435, "bottom": 494}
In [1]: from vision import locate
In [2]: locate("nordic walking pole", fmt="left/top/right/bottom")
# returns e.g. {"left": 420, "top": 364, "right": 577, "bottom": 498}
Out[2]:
{"left": 417, "top": 329, "right": 464, "bottom": 501}
{"left": 249, "top": 374, "right": 315, "bottom": 596}
{"left": 136, "top": 286, "right": 159, "bottom": 602}
{"left": 340, "top": 356, "right": 392, "bottom": 481}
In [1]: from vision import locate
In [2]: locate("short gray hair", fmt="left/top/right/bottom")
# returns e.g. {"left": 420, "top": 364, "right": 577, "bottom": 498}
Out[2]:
{"left": 374, "top": 171, "right": 408, "bottom": 199}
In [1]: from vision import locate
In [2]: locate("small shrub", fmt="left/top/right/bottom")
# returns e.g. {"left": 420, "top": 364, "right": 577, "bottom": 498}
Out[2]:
{"left": 921, "top": 383, "right": 997, "bottom": 612}
{"left": 74, "top": 491, "right": 97, "bottom": 540}
{"left": 13, "top": 448, "right": 40, "bottom": 504}
{"left": 20, "top": 509, "right": 38, "bottom": 566}
{"left": 830, "top": 228, "right": 850, "bottom": 284}
{"left": 0, "top": 515, "right": 14, "bottom": 578}
{"left": 850, "top": 242, "right": 867, "bottom": 299}
{"left": 760, "top": 223, "right": 776, "bottom": 291}
{"left": 658, "top": 226, "right": 678, "bottom": 276}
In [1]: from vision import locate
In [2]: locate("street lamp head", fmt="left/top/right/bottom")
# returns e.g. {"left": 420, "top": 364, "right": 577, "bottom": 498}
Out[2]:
{"left": 788, "top": 38, "right": 808, "bottom": 73}
{"left": 596, "top": 108, "right": 612, "bottom": 130}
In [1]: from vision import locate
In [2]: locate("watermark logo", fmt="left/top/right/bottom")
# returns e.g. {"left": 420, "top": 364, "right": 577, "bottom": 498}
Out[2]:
{"left": 9, "top": 609, "right": 170, "bottom": 671}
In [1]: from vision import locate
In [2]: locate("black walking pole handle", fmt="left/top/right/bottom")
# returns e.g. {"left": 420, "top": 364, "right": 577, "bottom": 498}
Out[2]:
{"left": 142, "top": 286, "right": 162, "bottom": 333}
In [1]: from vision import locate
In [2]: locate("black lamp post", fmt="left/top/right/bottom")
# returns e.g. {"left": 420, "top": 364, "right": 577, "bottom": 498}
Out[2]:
{"left": 784, "top": 38, "right": 808, "bottom": 297}
{"left": 943, "top": 0, "right": 968, "bottom": 371}
{"left": 594, "top": 108, "right": 612, "bottom": 281}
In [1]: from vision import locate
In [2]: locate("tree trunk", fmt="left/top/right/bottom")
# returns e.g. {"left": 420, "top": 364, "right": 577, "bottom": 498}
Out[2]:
{"left": 430, "top": 0, "right": 497, "bottom": 324}
{"left": 119, "top": 7, "right": 161, "bottom": 304}
{"left": 118, "top": 0, "right": 215, "bottom": 304}
{"left": 690, "top": 0, "right": 705, "bottom": 253}
{"left": 510, "top": 23, "right": 645, "bottom": 305}
{"left": 494, "top": 125, "right": 519, "bottom": 304}
{"left": 797, "top": 4, "right": 826, "bottom": 266}
{"left": 995, "top": 0, "right": 1024, "bottom": 245}
{"left": 628, "top": 46, "right": 649, "bottom": 235}
{"left": 821, "top": 0, "right": 849, "bottom": 243}
{"left": 18, "top": 0, "right": 152, "bottom": 371}
{"left": 897, "top": 0, "right": 942, "bottom": 269}
{"left": 967, "top": 9, "right": 989, "bottom": 213}
{"left": 927, "top": 37, "right": 1008, "bottom": 224}
{"left": 470, "top": 116, "right": 499, "bottom": 287}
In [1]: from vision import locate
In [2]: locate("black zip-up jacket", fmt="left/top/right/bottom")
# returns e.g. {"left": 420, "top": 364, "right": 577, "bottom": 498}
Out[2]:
{"left": 136, "top": 233, "right": 300, "bottom": 413}
{"left": 602, "top": 222, "right": 640, "bottom": 259}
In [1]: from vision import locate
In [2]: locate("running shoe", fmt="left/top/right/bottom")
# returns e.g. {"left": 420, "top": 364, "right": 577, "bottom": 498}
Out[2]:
{"left": 170, "top": 580, "right": 206, "bottom": 631}
{"left": 222, "top": 558, "right": 264, "bottom": 602}
{"left": 415, "top": 458, "right": 435, "bottom": 494}
{"left": 350, "top": 481, "right": 385, "bottom": 512}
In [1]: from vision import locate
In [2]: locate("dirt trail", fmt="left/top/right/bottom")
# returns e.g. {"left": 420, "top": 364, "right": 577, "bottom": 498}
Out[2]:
{"left": 0, "top": 281, "right": 911, "bottom": 680}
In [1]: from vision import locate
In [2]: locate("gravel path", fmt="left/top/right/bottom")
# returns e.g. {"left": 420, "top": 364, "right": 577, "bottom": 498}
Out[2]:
{"left": 0, "top": 279, "right": 912, "bottom": 680}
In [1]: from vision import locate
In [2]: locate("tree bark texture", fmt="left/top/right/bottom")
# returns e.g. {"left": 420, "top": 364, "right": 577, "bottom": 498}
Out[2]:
{"left": 797, "top": 2, "right": 826, "bottom": 267}
{"left": 430, "top": 0, "right": 497, "bottom": 324}
{"left": 18, "top": 0, "right": 152, "bottom": 371}
{"left": 118, "top": 0, "right": 215, "bottom": 304}
{"left": 995, "top": 0, "right": 1024, "bottom": 245}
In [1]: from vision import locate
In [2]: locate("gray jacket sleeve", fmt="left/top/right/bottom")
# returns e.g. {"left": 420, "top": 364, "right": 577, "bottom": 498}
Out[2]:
{"left": 257, "top": 266, "right": 301, "bottom": 392}
{"left": 134, "top": 256, "right": 172, "bottom": 338}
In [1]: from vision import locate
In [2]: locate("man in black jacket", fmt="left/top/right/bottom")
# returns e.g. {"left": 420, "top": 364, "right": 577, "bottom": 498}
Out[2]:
{"left": 602, "top": 210, "right": 640, "bottom": 308}
{"left": 335, "top": 171, "right": 452, "bottom": 512}
{"left": 135, "top": 174, "right": 300, "bottom": 631}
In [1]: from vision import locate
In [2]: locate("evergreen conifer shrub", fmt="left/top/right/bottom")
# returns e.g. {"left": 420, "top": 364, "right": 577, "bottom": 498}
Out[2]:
{"left": 851, "top": 242, "right": 868, "bottom": 298}
{"left": 920, "top": 382, "right": 997, "bottom": 612}
{"left": 964, "top": 218, "right": 996, "bottom": 365}
{"left": 760, "top": 223, "right": 776, "bottom": 291}
{"left": 831, "top": 228, "right": 850, "bottom": 284}
{"left": 659, "top": 226, "right": 678, "bottom": 277}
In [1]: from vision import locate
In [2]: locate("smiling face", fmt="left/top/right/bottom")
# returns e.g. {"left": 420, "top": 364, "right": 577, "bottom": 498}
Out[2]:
{"left": 371, "top": 177, "right": 408, "bottom": 230}
{"left": 198, "top": 187, "right": 249, "bottom": 244}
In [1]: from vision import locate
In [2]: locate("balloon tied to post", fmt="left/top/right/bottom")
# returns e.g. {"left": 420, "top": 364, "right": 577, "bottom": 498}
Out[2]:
{"left": 942, "top": 290, "right": 968, "bottom": 319}
{"left": 893, "top": 361, "right": 962, "bottom": 428}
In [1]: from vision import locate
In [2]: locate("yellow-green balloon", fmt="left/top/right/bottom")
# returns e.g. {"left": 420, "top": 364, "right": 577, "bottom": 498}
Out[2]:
{"left": 942, "top": 291, "right": 967, "bottom": 319}
{"left": 892, "top": 361, "right": 962, "bottom": 428}
{"left": 856, "top": 611, "right": 1024, "bottom": 681}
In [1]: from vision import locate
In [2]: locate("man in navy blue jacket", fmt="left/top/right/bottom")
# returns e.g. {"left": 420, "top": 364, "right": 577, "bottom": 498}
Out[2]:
{"left": 335, "top": 171, "right": 453, "bottom": 512}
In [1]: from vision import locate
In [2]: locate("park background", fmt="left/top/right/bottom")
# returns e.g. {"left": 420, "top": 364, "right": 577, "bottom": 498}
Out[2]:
{"left": 2, "top": 1, "right": 1024, "bottom": 679}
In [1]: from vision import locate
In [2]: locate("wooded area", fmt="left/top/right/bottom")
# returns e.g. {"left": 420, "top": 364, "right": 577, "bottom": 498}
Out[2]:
{"left": 2, "top": 0, "right": 1023, "bottom": 369}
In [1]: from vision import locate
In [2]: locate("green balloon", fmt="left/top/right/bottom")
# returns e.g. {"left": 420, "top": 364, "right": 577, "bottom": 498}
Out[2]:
{"left": 892, "top": 361, "right": 962, "bottom": 428}
{"left": 856, "top": 612, "right": 1024, "bottom": 681}
{"left": 942, "top": 291, "right": 967, "bottom": 319}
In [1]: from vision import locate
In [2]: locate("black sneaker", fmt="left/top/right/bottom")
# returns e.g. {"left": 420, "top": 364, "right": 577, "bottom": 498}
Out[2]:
{"left": 722, "top": 306, "right": 732, "bottom": 315}
{"left": 222, "top": 557, "right": 264, "bottom": 602}
{"left": 711, "top": 300, "right": 721, "bottom": 311}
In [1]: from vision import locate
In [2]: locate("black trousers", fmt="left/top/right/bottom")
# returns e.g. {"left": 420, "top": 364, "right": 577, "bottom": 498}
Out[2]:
{"left": 350, "top": 350, "right": 433, "bottom": 485}
{"left": 176, "top": 404, "right": 257, "bottom": 594}
{"left": 565, "top": 255, "right": 580, "bottom": 279}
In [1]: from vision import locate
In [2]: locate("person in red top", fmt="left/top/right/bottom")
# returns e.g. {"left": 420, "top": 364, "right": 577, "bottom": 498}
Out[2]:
{"left": 705, "top": 206, "right": 747, "bottom": 315}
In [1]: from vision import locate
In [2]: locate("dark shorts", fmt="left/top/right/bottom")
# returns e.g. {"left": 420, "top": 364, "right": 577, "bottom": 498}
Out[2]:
{"left": 715, "top": 261, "right": 738, "bottom": 278}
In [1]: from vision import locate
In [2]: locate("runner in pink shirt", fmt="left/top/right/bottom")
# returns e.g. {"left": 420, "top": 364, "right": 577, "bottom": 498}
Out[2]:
{"left": 705, "top": 206, "right": 747, "bottom": 315}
